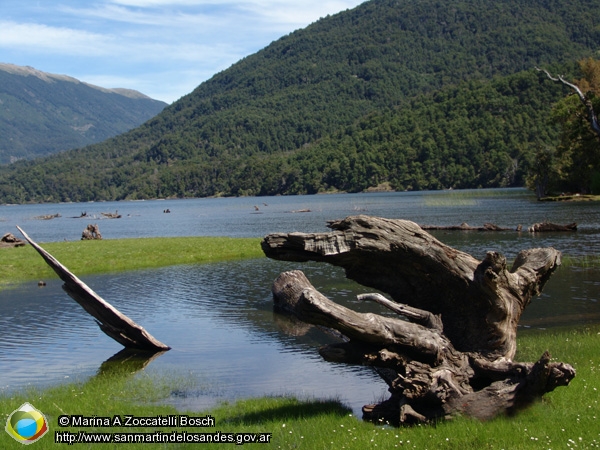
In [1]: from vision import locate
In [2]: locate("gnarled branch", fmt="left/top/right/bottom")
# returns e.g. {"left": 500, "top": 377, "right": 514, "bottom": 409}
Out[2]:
{"left": 536, "top": 66, "right": 600, "bottom": 139}
{"left": 264, "top": 216, "right": 574, "bottom": 425}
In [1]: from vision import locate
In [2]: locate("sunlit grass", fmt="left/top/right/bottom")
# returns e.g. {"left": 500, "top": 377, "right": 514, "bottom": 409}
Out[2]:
{"left": 423, "top": 195, "right": 479, "bottom": 207}
{"left": 1, "top": 325, "right": 598, "bottom": 449}
{"left": 422, "top": 188, "right": 534, "bottom": 207}
{"left": 0, "top": 237, "right": 263, "bottom": 289}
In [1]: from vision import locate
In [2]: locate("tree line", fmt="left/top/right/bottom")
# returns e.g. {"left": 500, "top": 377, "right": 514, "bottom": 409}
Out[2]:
{"left": 0, "top": 0, "right": 599, "bottom": 202}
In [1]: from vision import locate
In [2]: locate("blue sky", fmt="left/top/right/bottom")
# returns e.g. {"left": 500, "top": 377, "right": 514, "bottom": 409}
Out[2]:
{"left": 0, "top": 0, "right": 365, "bottom": 103}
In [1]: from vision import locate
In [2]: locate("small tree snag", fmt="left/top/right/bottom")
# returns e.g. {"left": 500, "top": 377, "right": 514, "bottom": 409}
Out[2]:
{"left": 17, "top": 226, "right": 170, "bottom": 352}
{"left": 536, "top": 66, "right": 600, "bottom": 140}
{"left": 263, "top": 216, "right": 575, "bottom": 424}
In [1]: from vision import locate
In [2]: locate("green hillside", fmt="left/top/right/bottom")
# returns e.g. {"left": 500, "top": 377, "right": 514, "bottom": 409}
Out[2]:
{"left": 0, "top": 0, "right": 598, "bottom": 203}
{"left": 0, "top": 64, "right": 167, "bottom": 164}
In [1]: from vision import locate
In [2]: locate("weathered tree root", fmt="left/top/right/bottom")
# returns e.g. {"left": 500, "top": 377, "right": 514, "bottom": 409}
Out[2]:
{"left": 264, "top": 216, "right": 575, "bottom": 425}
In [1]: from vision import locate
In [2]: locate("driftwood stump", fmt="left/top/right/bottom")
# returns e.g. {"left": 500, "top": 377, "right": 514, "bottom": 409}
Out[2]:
{"left": 262, "top": 215, "right": 575, "bottom": 425}
{"left": 1, "top": 232, "right": 26, "bottom": 248}
{"left": 528, "top": 222, "right": 577, "bottom": 232}
{"left": 82, "top": 224, "right": 102, "bottom": 240}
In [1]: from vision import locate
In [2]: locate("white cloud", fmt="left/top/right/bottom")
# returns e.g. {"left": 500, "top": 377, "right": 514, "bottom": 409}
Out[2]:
{"left": 0, "top": 21, "right": 115, "bottom": 56}
{"left": 238, "top": 0, "right": 362, "bottom": 25}
{"left": 104, "top": 0, "right": 362, "bottom": 28}
{"left": 0, "top": 0, "right": 366, "bottom": 102}
{"left": 0, "top": 19, "right": 239, "bottom": 64}
{"left": 108, "top": 0, "right": 212, "bottom": 6}
{"left": 59, "top": 3, "right": 224, "bottom": 28}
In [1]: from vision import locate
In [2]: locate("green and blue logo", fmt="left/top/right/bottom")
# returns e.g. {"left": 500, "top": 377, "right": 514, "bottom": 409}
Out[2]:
{"left": 5, "top": 402, "right": 48, "bottom": 445}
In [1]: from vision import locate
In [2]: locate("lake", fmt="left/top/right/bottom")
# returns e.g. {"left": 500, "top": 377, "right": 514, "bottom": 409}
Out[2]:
{"left": 1, "top": 189, "right": 599, "bottom": 415}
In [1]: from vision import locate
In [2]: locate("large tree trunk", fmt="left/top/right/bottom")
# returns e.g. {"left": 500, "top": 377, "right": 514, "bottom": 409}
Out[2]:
{"left": 262, "top": 216, "right": 575, "bottom": 424}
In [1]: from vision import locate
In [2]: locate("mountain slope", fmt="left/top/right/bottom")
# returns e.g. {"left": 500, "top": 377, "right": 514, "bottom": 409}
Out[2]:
{"left": 0, "top": 63, "right": 167, "bottom": 164}
{"left": 0, "top": 0, "right": 598, "bottom": 202}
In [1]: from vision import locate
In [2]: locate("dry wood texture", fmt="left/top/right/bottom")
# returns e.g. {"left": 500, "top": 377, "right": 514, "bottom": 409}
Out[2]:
{"left": 17, "top": 226, "right": 170, "bottom": 352}
{"left": 263, "top": 216, "right": 575, "bottom": 424}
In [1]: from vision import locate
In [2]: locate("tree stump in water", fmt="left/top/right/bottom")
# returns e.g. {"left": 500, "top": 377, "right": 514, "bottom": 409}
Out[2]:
{"left": 262, "top": 215, "right": 575, "bottom": 425}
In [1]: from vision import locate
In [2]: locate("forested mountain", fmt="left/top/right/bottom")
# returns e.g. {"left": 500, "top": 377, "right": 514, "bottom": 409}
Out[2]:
{"left": 0, "top": 0, "right": 598, "bottom": 203}
{"left": 0, "top": 63, "right": 167, "bottom": 164}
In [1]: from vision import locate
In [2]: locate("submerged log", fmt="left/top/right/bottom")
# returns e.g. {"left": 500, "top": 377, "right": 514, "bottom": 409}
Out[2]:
{"left": 17, "top": 226, "right": 170, "bottom": 352}
{"left": 101, "top": 211, "right": 121, "bottom": 219}
{"left": 34, "top": 213, "right": 61, "bottom": 220}
{"left": 420, "top": 222, "right": 512, "bottom": 231}
{"left": 420, "top": 222, "right": 577, "bottom": 232}
{"left": 263, "top": 215, "right": 575, "bottom": 425}
{"left": 528, "top": 222, "right": 577, "bottom": 232}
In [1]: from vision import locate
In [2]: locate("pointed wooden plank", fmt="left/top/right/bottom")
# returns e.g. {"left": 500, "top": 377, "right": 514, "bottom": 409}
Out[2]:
{"left": 17, "top": 226, "right": 170, "bottom": 352}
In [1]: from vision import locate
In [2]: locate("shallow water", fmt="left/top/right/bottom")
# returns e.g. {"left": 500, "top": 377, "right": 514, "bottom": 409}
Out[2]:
{"left": 1, "top": 189, "right": 599, "bottom": 414}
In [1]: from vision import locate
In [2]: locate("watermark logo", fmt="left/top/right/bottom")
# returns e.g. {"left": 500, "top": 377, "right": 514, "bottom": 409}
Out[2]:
{"left": 5, "top": 402, "right": 48, "bottom": 445}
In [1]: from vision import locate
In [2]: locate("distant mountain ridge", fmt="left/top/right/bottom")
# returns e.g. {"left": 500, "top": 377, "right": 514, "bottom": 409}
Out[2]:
{"left": 0, "top": 0, "right": 599, "bottom": 203}
{"left": 0, "top": 63, "right": 167, "bottom": 164}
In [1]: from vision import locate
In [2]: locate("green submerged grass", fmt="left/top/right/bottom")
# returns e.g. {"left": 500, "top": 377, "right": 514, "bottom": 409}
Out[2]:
{"left": 0, "top": 237, "right": 263, "bottom": 289}
{"left": 561, "top": 254, "right": 600, "bottom": 269}
{"left": 1, "top": 326, "right": 598, "bottom": 449}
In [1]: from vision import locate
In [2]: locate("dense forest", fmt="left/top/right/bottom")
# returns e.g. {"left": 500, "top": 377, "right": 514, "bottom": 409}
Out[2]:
{"left": 0, "top": 0, "right": 599, "bottom": 203}
{"left": 0, "top": 64, "right": 167, "bottom": 165}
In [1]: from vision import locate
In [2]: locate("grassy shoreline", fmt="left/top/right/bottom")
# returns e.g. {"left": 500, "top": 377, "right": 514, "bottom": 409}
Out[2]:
{"left": 1, "top": 325, "right": 598, "bottom": 449}
{"left": 1, "top": 236, "right": 264, "bottom": 289}
{"left": 4, "top": 236, "right": 599, "bottom": 291}
{"left": 539, "top": 194, "right": 600, "bottom": 202}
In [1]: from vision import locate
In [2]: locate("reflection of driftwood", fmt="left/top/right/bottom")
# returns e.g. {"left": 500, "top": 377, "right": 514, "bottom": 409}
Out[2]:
{"left": 98, "top": 348, "right": 167, "bottom": 376}
{"left": 17, "top": 226, "right": 170, "bottom": 352}
{"left": 528, "top": 222, "right": 577, "bottom": 232}
{"left": 82, "top": 224, "right": 102, "bottom": 240}
{"left": 1, "top": 232, "right": 26, "bottom": 248}
{"left": 273, "top": 312, "right": 313, "bottom": 337}
{"left": 70, "top": 349, "right": 167, "bottom": 397}
{"left": 263, "top": 216, "right": 575, "bottom": 425}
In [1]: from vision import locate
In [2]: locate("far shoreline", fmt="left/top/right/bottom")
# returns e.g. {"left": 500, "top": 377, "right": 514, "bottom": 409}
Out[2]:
{"left": 539, "top": 194, "right": 600, "bottom": 202}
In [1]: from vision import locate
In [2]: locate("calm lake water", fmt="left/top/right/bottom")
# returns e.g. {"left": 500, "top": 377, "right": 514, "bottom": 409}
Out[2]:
{"left": 1, "top": 189, "right": 599, "bottom": 415}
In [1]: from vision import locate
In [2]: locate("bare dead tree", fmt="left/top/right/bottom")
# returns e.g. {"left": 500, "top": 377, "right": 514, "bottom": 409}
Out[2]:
{"left": 536, "top": 67, "right": 600, "bottom": 139}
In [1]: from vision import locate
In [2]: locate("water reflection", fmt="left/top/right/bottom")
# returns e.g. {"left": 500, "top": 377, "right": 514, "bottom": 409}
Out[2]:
{"left": 97, "top": 349, "right": 168, "bottom": 377}
{"left": 2, "top": 255, "right": 599, "bottom": 415}
{"left": 520, "top": 267, "right": 600, "bottom": 328}
{"left": 2, "top": 189, "right": 600, "bottom": 248}
{"left": 0, "top": 259, "right": 390, "bottom": 415}
{"left": 2, "top": 189, "right": 600, "bottom": 414}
